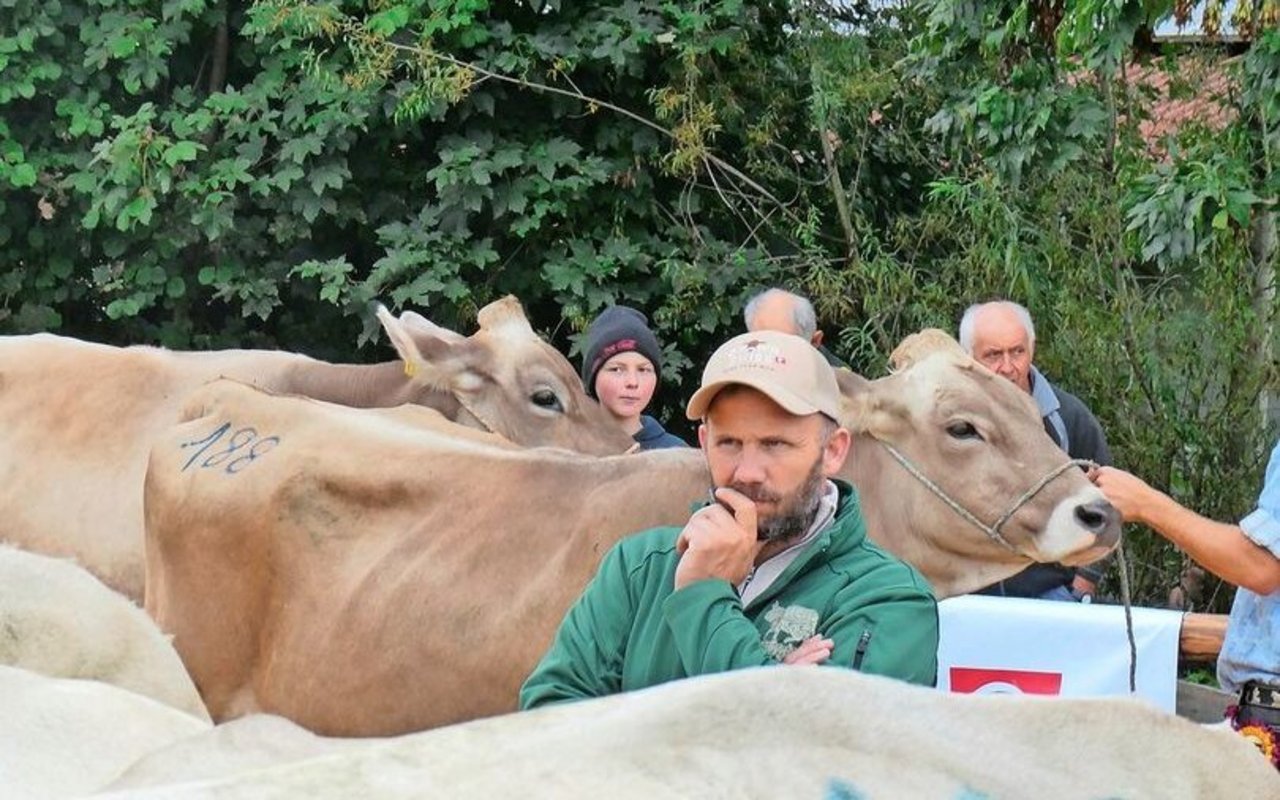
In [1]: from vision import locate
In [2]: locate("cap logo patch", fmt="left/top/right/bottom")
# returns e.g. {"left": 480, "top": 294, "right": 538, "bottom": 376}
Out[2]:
{"left": 722, "top": 339, "right": 787, "bottom": 370}
{"left": 599, "top": 338, "right": 638, "bottom": 359}
{"left": 591, "top": 338, "right": 639, "bottom": 375}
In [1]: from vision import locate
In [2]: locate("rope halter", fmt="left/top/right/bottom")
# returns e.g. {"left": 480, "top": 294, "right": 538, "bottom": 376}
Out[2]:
{"left": 878, "top": 440, "right": 1097, "bottom": 556}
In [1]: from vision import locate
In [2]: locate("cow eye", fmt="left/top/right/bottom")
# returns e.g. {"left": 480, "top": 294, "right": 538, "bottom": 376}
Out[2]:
{"left": 946, "top": 421, "right": 981, "bottom": 440}
{"left": 531, "top": 389, "right": 563, "bottom": 412}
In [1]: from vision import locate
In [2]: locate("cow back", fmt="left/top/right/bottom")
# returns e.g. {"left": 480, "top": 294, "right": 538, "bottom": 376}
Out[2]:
{"left": 144, "top": 379, "right": 708, "bottom": 733}
{"left": 0, "top": 334, "right": 306, "bottom": 598}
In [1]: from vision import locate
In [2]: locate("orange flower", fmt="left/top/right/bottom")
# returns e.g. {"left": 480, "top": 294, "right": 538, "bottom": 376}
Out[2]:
{"left": 1237, "top": 723, "right": 1279, "bottom": 767}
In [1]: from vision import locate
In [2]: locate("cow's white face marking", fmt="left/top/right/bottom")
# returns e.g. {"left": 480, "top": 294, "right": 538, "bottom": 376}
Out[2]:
{"left": 1030, "top": 485, "right": 1115, "bottom": 564}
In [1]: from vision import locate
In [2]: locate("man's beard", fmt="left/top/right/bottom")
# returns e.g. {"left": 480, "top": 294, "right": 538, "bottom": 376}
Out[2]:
{"left": 728, "top": 457, "right": 827, "bottom": 543}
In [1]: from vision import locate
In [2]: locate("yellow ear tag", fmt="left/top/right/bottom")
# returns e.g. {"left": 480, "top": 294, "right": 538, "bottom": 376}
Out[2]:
{"left": 404, "top": 361, "right": 417, "bottom": 378}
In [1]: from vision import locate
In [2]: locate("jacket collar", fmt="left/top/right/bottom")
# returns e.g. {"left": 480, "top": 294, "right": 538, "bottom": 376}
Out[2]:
{"left": 633, "top": 414, "right": 665, "bottom": 444}
{"left": 741, "top": 479, "right": 865, "bottom": 610}
{"left": 1028, "top": 366, "right": 1060, "bottom": 421}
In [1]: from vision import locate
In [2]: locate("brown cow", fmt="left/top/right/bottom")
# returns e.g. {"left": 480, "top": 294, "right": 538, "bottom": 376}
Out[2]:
{"left": 144, "top": 330, "right": 1119, "bottom": 735}
{"left": 841, "top": 329, "right": 1118, "bottom": 596}
{"left": 0, "top": 297, "right": 630, "bottom": 600}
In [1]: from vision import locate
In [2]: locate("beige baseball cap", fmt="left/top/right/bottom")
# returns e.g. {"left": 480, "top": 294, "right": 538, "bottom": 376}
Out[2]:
{"left": 685, "top": 331, "right": 843, "bottom": 421}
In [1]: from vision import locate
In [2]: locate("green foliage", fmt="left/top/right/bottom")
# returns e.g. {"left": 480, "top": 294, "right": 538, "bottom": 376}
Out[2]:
{"left": 1180, "top": 665, "right": 1216, "bottom": 684}
{"left": 1123, "top": 142, "right": 1262, "bottom": 268}
{"left": 906, "top": 0, "right": 1140, "bottom": 184}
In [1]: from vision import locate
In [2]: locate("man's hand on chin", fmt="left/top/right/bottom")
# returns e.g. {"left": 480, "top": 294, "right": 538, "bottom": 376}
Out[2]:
{"left": 674, "top": 487, "right": 762, "bottom": 590}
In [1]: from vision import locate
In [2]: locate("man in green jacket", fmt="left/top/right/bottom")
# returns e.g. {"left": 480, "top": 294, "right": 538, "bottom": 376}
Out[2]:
{"left": 520, "top": 331, "right": 939, "bottom": 708}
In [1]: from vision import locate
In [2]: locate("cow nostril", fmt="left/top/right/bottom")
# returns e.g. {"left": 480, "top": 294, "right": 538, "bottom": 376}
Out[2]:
{"left": 1074, "top": 499, "right": 1113, "bottom": 533}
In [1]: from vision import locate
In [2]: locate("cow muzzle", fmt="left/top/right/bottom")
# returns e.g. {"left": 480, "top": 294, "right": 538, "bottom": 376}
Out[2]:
{"left": 1074, "top": 497, "right": 1120, "bottom": 543}
{"left": 879, "top": 442, "right": 1101, "bottom": 559}
{"left": 1040, "top": 489, "right": 1122, "bottom": 566}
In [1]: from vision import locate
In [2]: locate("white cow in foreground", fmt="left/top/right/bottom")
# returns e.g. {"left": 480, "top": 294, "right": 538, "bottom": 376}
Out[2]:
{"left": 0, "top": 545, "right": 207, "bottom": 720}
{"left": 86, "top": 668, "right": 1277, "bottom": 799}
{"left": 102, "top": 715, "right": 372, "bottom": 792}
{"left": 0, "top": 666, "right": 208, "bottom": 800}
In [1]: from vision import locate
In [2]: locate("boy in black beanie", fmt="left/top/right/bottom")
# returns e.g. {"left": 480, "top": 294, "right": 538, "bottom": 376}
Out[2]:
{"left": 581, "top": 306, "right": 687, "bottom": 450}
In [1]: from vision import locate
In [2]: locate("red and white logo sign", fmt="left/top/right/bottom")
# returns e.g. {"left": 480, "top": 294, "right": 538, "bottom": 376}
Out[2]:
{"left": 936, "top": 596, "right": 1184, "bottom": 709}
{"left": 949, "top": 667, "right": 1063, "bottom": 696}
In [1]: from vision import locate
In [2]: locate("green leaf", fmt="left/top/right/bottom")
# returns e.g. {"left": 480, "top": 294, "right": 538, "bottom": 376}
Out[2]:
{"left": 109, "top": 36, "right": 139, "bottom": 58}
{"left": 1141, "top": 236, "right": 1167, "bottom": 260}
{"left": 9, "top": 162, "right": 36, "bottom": 187}
{"left": 162, "top": 140, "right": 201, "bottom": 166}
{"left": 308, "top": 161, "right": 348, "bottom": 195}
{"left": 116, "top": 194, "right": 155, "bottom": 230}
{"left": 280, "top": 134, "right": 324, "bottom": 165}
{"left": 367, "top": 5, "right": 410, "bottom": 36}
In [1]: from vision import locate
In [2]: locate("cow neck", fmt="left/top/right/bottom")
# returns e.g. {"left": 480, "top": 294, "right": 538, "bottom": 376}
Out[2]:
{"left": 276, "top": 360, "right": 422, "bottom": 408}
{"left": 873, "top": 438, "right": 1095, "bottom": 558}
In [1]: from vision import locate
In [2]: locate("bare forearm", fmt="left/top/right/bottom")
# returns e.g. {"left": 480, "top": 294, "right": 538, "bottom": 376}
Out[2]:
{"left": 1139, "top": 492, "right": 1280, "bottom": 595}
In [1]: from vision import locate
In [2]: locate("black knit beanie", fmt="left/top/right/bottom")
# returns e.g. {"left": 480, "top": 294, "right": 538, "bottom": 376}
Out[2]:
{"left": 580, "top": 306, "right": 663, "bottom": 398}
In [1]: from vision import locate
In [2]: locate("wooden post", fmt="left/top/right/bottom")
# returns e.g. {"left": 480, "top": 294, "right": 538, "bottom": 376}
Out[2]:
{"left": 1179, "top": 612, "right": 1228, "bottom": 662}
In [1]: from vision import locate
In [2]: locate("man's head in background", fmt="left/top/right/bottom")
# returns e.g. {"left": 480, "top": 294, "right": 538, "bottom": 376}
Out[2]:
{"left": 744, "top": 289, "right": 824, "bottom": 348}
{"left": 959, "top": 300, "right": 1036, "bottom": 394}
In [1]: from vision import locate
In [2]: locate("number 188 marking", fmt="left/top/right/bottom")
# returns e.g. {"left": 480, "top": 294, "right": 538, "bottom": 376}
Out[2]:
{"left": 180, "top": 421, "right": 281, "bottom": 474}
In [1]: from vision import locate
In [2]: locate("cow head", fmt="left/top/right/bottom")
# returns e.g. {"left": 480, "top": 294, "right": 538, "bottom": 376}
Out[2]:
{"left": 377, "top": 297, "right": 635, "bottom": 456}
{"left": 836, "top": 329, "right": 1120, "bottom": 598}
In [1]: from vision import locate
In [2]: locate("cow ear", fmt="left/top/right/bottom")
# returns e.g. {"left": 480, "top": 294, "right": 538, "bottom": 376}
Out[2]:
{"left": 834, "top": 369, "right": 874, "bottom": 431}
{"left": 376, "top": 304, "right": 464, "bottom": 389}
{"left": 476, "top": 295, "right": 535, "bottom": 338}
{"left": 889, "top": 329, "right": 966, "bottom": 371}
{"left": 397, "top": 310, "right": 467, "bottom": 354}
{"left": 398, "top": 310, "right": 464, "bottom": 341}
{"left": 836, "top": 368, "right": 907, "bottom": 438}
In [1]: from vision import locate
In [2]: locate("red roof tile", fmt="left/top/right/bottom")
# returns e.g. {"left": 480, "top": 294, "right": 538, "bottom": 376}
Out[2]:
{"left": 1125, "top": 58, "right": 1238, "bottom": 147}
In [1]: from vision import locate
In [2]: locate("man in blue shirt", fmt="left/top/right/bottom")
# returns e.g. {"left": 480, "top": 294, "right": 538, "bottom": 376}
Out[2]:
{"left": 1093, "top": 440, "right": 1280, "bottom": 767}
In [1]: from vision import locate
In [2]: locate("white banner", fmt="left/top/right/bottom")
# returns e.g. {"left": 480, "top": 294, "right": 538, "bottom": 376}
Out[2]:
{"left": 936, "top": 595, "right": 1184, "bottom": 711}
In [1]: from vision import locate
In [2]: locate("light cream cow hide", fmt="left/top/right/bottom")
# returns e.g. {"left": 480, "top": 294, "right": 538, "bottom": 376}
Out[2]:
{"left": 0, "top": 666, "right": 208, "bottom": 800}
{"left": 0, "top": 545, "right": 208, "bottom": 721}
{"left": 88, "top": 667, "right": 1277, "bottom": 799}
{"left": 102, "top": 715, "right": 376, "bottom": 792}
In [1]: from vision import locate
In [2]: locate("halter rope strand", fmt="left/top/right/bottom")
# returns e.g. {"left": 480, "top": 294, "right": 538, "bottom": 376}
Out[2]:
{"left": 1116, "top": 542, "right": 1137, "bottom": 693}
{"left": 879, "top": 439, "right": 1136, "bottom": 687}
{"left": 878, "top": 441, "right": 1096, "bottom": 556}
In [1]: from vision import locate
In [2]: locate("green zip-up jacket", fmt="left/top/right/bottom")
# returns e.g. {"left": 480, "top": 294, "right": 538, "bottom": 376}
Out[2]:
{"left": 520, "top": 480, "right": 938, "bottom": 708}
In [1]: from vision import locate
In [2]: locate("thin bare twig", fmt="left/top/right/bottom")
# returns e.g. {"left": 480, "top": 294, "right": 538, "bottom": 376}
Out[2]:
{"left": 818, "top": 125, "right": 859, "bottom": 262}
{"left": 374, "top": 38, "right": 828, "bottom": 236}
{"left": 705, "top": 163, "right": 771, "bottom": 253}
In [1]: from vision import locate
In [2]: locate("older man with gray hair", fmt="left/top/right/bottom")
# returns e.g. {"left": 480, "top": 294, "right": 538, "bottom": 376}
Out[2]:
{"left": 959, "top": 300, "right": 1112, "bottom": 602}
{"left": 744, "top": 288, "right": 846, "bottom": 367}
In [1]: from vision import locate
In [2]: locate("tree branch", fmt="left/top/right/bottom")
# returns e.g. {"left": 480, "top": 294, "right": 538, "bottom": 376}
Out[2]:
{"left": 377, "top": 39, "right": 812, "bottom": 232}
